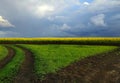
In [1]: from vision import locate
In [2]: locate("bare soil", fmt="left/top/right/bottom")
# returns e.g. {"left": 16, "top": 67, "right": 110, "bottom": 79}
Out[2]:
{"left": 0, "top": 46, "right": 15, "bottom": 69}
{"left": 14, "top": 45, "right": 36, "bottom": 83}
{"left": 39, "top": 48, "right": 120, "bottom": 83}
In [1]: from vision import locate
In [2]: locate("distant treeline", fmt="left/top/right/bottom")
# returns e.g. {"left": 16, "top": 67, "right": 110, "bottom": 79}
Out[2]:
{"left": 0, "top": 38, "right": 120, "bottom": 46}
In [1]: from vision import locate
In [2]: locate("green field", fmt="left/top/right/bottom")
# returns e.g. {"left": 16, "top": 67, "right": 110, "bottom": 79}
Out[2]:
{"left": 22, "top": 45, "right": 117, "bottom": 78}
{"left": 0, "top": 46, "right": 25, "bottom": 83}
{"left": 0, "top": 38, "right": 119, "bottom": 82}
{"left": 0, "top": 46, "right": 8, "bottom": 61}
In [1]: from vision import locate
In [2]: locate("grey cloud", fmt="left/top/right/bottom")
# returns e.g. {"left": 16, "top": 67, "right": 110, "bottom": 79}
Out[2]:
{"left": 0, "top": 31, "right": 20, "bottom": 37}
{"left": 0, "top": 16, "right": 15, "bottom": 27}
{"left": 90, "top": 14, "right": 106, "bottom": 27}
{"left": 0, "top": 0, "right": 120, "bottom": 37}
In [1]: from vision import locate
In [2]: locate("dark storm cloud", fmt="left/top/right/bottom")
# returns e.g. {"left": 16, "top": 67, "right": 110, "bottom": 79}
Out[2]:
{"left": 0, "top": 0, "right": 120, "bottom": 37}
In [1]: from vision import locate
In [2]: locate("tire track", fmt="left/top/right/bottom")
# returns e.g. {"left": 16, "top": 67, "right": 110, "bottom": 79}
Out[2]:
{"left": 0, "top": 46, "right": 15, "bottom": 69}
{"left": 14, "top": 45, "right": 36, "bottom": 83}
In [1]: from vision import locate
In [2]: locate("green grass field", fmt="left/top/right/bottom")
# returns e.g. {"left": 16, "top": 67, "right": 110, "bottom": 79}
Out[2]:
{"left": 0, "top": 46, "right": 25, "bottom": 83}
{"left": 0, "top": 38, "right": 120, "bottom": 82}
{"left": 22, "top": 45, "right": 117, "bottom": 78}
{"left": 0, "top": 46, "right": 8, "bottom": 61}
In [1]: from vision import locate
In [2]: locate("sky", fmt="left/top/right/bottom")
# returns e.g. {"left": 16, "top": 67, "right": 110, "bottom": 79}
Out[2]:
{"left": 0, "top": 0, "right": 120, "bottom": 37}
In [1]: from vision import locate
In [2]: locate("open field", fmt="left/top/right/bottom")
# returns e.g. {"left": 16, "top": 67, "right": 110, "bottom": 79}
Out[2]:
{"left": 22, "top": 45, "right": 117, "bottom": 79}
{"left": 0, "top": 38, "right": 120, "bottom": 83}
{"left": 0, "top": 46, "right": 8, "bottom": 61}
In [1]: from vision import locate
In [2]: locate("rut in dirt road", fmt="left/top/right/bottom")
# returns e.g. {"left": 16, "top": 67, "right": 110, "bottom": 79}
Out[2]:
{"left": 14, "top": 45, "right": 35, "bottom": 83}
{"left": 0, "top": 46, "right": 15, "bottom": 69}
{"left": 41, "top": 48, "right": 120, "bottom": 83}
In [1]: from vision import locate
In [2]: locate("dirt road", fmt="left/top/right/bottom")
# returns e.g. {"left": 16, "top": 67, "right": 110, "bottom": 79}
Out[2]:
{"left": 0, "top": 46, "right": 15, "bottom": 69}
{"left": 14, "top": 45, "right": 36, "bottom": 83}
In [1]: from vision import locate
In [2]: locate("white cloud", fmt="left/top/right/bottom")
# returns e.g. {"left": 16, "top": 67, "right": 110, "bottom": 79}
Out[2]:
{"left": 12, "top": 0, "right": 81, "bottom": 18}
{"left": 0, "top": 0, "right": 119, "bottom": 18}
{"left": 48, "top": 16, "right": 67, "bottom": 21}
{"left": 89, "top": 0, "right": 120, "bottom": 12}
{"left": 51, "top": 23, "right": 71, "bottom": 31}
{"left": 35, "top": 5, "right": 55, "bottom": 17}
{"left": 47, "top": 16, "right": 54, "bottom": 21}
{"left": 0, "top": 16, "right": 15, "bottom": 27}
{"left": 91, "top": 14, "right": 106, "bottom": 27}
{"left": 61, "top": 24, "right": 71, "bottom": 30}
{"left": 83, "top": 2, "right": 90, "bottom": 6}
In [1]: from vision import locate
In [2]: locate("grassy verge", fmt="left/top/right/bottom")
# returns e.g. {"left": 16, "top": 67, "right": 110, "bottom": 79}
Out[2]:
{"left": 0, "top": 46, "right": 25, "bottom": 83}
{"left": 22, "top": 45, "right": 117, "bottom": 78}
{"left": 0, "top": 45, "right": 8, "bottom": 61}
